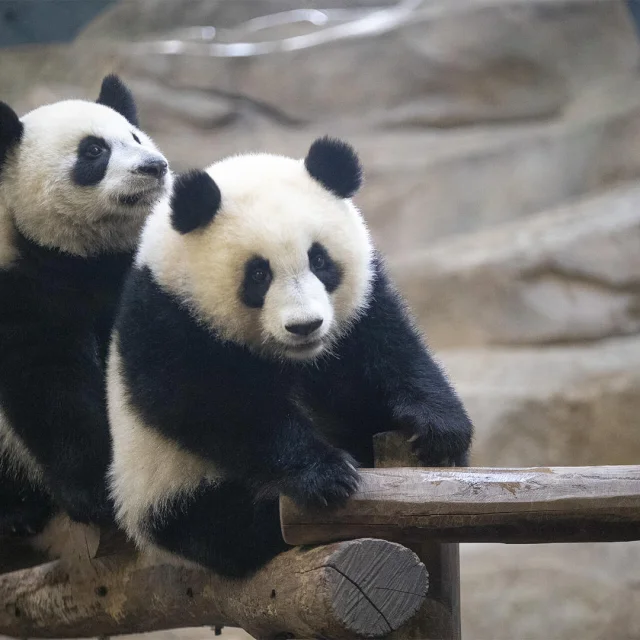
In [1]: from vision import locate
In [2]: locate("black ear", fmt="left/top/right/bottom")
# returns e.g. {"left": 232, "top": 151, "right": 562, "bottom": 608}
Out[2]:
{"left": 171, "top": 170, "right": 221, "bottom": 235}
{"left": 304, "top": 136, "right": 363, "bottom": 199}
{"left": 96, "top": 74, "right": 139, "bottom": 126}
{"left": 0, "top": 102, "right": 23, "bottom": 171}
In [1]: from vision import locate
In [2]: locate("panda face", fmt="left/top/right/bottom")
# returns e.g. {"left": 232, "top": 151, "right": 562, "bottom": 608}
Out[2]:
{"left": 236, "top": 232, "right": 346, "bottom": 360}
{"left": 0, "top": 77, "right": 171, "bottom": 257}
{"left": 140, "top": 142, "right": 373, "bottom": 361}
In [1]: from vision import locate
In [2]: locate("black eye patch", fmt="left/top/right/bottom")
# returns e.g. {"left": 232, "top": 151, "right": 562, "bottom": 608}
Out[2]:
{"left": 72, "top": 136, "right": 111, "bottom": 187}
{"left": 241, "top": 256, "right": 272, "bottom": 308}
{"left": 309, "top": 242, "right": 342, "bottom": 293}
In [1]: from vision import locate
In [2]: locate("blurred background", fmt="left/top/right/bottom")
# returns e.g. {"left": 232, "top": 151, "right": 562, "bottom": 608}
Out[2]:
{"left": 2, "top": 0, "right": 640, "bottom": 638}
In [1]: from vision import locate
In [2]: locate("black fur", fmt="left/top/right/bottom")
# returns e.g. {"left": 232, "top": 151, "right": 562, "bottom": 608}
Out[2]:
{"left": 171, "top": 170, "right": 221, "bottom": 234}
{"left": 72, "top": 136, "right": 111, "bottom": 187}
{"left": 304, "top": 136, "right": 363, "bottom": 199}
{"left": 0, "top": 231, "right": 135, "bottom": 528}
{"left": 149, "top": 480, "right": 288, "bottom": 577}
{"left": 0, "top": 463, "right": 54, "bottom": 537}
{"left": 96, "top": 74, "right": 139, "bottom": 127}
{"left": 308, "top": 242, "right": 342, "bottom": 293}
{"left": 241, "top": 257, "right": 272, "bottom": 308}
{"left": 115, "top": 256, "right": 472, "bottom": 577}
{"left": 0, "top": 101, "right": 23, "bottom": 170}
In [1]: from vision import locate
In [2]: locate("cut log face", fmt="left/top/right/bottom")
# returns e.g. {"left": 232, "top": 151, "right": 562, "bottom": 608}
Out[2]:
{"left": 280, "top": 466, "right": 640, "bottom": 546}
{"left": 0, "top": 538, "right": 428, "bottom": 640}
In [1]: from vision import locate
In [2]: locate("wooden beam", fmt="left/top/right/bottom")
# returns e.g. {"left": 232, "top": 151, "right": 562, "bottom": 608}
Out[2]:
{"left": 0, "top": 537, "right": 427, "bottom": 640}
{"left": 280, "top": 464, "right": 640, "bottom": 546}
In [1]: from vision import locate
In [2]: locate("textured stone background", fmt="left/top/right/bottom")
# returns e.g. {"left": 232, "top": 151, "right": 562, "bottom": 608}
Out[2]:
{"left": 2, "top": 1, "right": 640, "bottom": 638}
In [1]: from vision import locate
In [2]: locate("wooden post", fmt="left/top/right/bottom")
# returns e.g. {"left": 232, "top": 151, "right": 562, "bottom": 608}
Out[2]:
{"left": 374, "top": 431, "right": 460, "bottom": 640}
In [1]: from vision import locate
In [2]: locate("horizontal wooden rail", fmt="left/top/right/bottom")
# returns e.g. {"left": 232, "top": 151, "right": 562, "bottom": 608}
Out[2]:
{"left": 280, "top": 465, "right": 640, "bottom": 546}
{"left": 0, "top": 537, "right": 427, "bottom": 639}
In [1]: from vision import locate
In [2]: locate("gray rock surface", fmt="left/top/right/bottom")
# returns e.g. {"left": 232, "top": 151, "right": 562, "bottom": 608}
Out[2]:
{"left": 144, "top": 74, "right": 640, "bottom": 254}
{"left": 116, "top": 1, "right": 637, "bottom": 126}
{"left": 439, "top": 336, "right": 640, "bottom": 467}
{"left": 392, "top": 183, "right": 640, "bottom": 347}
{"left": 461, "top": 541, "right": 640, "bottom": 640}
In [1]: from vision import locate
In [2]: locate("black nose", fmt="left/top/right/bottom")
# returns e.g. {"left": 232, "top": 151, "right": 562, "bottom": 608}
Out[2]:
{"left": 285, "top": 319, "right": 323, "bottom": 337}
{"left": 136, "top": 159, "right": 168, "bottom": 178}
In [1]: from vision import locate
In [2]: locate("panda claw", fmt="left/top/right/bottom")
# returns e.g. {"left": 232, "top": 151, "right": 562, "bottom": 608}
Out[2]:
{"left": 283, "top": 448, "right": 361, "bottom": 510}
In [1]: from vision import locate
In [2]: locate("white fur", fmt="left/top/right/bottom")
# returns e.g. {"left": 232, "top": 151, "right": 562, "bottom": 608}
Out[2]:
{"left": 138, "top": 152, "right": 374, "bottom": 360}
{"left": 0, "top": 99, "right": 171, "bottom": 257}
{"left": 107, "top": 338, "right": 220, "bottom": 548}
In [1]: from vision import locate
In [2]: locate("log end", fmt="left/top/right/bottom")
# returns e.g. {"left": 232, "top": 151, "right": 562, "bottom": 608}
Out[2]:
{"left": 324, "top": 538, "right": 428, "bottom": 638}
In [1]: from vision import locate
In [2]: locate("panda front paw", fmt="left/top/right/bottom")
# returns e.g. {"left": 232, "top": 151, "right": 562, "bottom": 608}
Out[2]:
{"left": 283, "top": 449, "right": 361, "bottom": 510}
{"left": 0, "top": 507, "right": 53, "bottom": 537}
{"left": 395, "top": 404, "right": 473, "bottom": 467}
{"left": 54, "top": 482, "right": 115, "bottom": 527}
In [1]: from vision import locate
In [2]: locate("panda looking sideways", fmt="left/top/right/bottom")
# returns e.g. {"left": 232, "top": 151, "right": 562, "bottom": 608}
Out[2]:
{"left": 0, "top": 75, "right": 170, "bottom": 534}
{"left": 108, "top": 137, "right": 472, "bottom": 577}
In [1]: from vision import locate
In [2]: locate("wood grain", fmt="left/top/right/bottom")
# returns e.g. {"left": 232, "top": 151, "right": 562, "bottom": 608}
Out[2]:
{"left": 280, "top": 465, "right": 640, "bottom": 546}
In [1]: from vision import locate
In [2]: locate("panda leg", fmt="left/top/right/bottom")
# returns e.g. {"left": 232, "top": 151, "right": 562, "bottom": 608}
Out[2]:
{"left": 147, "top": 480, "right": 288, "bottom": 578}
{"left": 332, "top": 258, "right": 473, "bottom": 467}
{"left": 0, "top": 341, "right": 114, "bottom": 526}
{"left": 0, "top": 472, "right": 55, "bottom": 536}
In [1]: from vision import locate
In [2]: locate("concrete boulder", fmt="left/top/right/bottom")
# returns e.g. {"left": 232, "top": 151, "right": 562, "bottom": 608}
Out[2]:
{"left": 438, "top": 336, "right": 640, "bottom": 467}
{"left": 461, "top": 541, "right": 640, "bottom": 640}
{"left": 392, "top": 183, "right": 640, "bottom": 348}
{"left": 116, "top": 1, "right": 637, "bottom": 127}
{"left": 144, "top": 71, "right": 640, "bottom": 255}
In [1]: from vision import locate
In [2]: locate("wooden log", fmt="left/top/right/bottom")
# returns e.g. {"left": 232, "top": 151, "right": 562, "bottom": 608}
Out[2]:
{"left": 0, "top": 537, "right": 428, "bottom": 640}
{"left": 372, "top": 431, "right": 460, "bottom": 640}
{"left": 280, "top": 465, "right": 640, "bottom": 546}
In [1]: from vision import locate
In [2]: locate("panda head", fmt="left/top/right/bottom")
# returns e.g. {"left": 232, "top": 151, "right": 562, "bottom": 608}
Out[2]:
{"left": 0, "top": 75, "right": 171, "bottom": 257}
{"left": 140, "top": 136, "right": 374, "bottom": 361}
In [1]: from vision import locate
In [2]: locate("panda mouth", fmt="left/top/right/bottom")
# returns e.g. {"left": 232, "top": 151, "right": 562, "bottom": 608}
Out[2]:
{"left": 285, "top": 339, "right": 324, "bottom": 356}
{"left": 118, "top": 193, "right": 145, "bottom": 206}
{"left": 117, "top": 191, "right": 153, "bottom": 207}
{"left": 117, "top": 185, "right": 163, "bottom": 207}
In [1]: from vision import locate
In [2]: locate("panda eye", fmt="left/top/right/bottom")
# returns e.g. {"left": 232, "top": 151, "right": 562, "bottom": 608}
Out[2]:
{"left": 132, "top": 133, "right": 141, "bottom": 144}
{"left": 251, "top": 268, "right": 268, "bottom": 283}
{"left": 85, "top": 144, "right": 103, "bottom": 158}
{"left": 311, "top": 253, "right": 326, "bottom": 270}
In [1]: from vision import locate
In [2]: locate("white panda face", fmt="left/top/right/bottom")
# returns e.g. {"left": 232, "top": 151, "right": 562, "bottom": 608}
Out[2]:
{"left": 141, "top": 141, "right": 374, "bottom": 362}
{"left": 0, "top": 77, "right": 171, "bottom": 257}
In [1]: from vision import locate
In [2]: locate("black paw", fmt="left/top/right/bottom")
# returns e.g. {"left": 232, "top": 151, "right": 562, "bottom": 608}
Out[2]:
{"left": 283, "top": 449, "right": 361, "bottom": 510}
{"left": 395, "top": 404, "right": 473, "bottom": 467}
{"left": 54, "top": 483, "right": 115, "bottom": 527}
{"left": 0, "top": 503, "right": 54, "bottom": 537}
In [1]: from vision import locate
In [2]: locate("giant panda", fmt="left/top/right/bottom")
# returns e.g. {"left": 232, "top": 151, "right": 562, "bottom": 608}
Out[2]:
{"left": 0, "top": 75, "right": 171, "bottom": 536}
{"left": 108, "top": 137, "right": 472, "bottom": 577}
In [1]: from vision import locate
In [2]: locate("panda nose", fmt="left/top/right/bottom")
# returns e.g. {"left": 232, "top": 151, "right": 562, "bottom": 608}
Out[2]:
{"left": 136, "top": 159, "right": 168, "bottom": 178}
{"left": 285, "top": 319, "right": 323, "bottom": 337}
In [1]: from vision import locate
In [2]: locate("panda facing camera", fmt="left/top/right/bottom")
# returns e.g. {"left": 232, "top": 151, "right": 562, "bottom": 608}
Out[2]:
{"left": 108, "top": 137, "right": 473, "bottom": 577}
{"left": 162, "top": 139, "right": 371, "bottom": 364}
{"left": 0, "top": 75, "right": 171, "bottom": 535}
